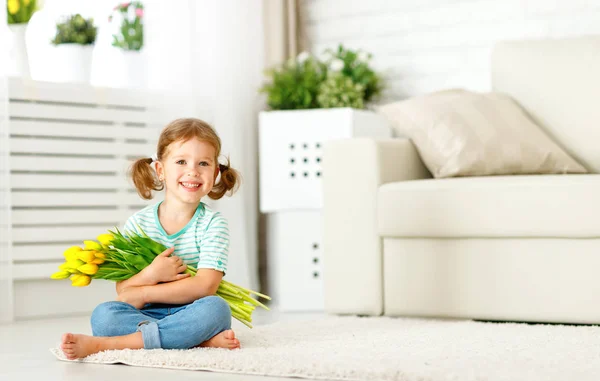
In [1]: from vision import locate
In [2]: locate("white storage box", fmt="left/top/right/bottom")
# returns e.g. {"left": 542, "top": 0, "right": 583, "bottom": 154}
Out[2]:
{"left": 259, "top": 108, "right": 391, "bottom": 212}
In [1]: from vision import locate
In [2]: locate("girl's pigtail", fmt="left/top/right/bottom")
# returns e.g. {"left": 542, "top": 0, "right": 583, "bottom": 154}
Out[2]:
{"left": 129, "top": 157, "right": 163, "bottom": 200}
{"left": 208, "top": 158, "right": 241, "bottom": 200}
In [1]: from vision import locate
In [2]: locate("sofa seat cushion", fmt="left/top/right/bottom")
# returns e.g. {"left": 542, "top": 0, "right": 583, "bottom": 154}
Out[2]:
{"left": 377, "top": 174, "right": 600, "bottom": 238}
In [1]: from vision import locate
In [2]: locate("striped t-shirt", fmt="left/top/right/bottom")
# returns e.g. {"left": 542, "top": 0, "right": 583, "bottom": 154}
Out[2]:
{"left": 122, "top": 201, "right": 229, "bottom": 273}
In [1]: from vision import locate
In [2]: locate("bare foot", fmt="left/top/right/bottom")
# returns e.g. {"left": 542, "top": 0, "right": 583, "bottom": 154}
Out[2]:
{"left": 199, "top": 329, "right": 240, "bottom": 350}
{"left": 60, "top": 331, "right": 143, "bottom": 360}
{"left": 60, "top": 333, "right": 105, "bottom": 360}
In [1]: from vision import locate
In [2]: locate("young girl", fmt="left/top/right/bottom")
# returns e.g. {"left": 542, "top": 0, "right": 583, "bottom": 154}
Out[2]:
{"left": 60, "top": 118, "right": 241, "bottom": 359}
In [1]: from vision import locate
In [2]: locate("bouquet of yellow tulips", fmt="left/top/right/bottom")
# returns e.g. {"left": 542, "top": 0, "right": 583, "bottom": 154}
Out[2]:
{"left": 50, "top": 226, "right": 270, "bottom": 328}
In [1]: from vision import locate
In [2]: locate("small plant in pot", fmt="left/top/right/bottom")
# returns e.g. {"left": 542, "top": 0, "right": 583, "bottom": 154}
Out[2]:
{"left": 51, "top": 13, "right": 97, "bottom": 45}
{"left": 50, "top": 14, "right": 97, "bottom": 83}
{"left": 109, "top": 1, "right": 144, "bottom": 51}
{"left": 106, "top": 1, "right": 146, "bottom": 88}
{"left": 260, "top": 45, "right": 384, "bottom": 110}
{"left": 7, "top": 0, "right": 38, "bottom": 25}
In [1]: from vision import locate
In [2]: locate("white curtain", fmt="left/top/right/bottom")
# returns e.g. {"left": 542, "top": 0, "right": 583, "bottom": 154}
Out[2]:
{"left": 144, "top": 0, "right": 264, "bottom": 291}
{"left": 0, "top": 6, "right": 14, "bottom": 323}
{"left": 191, "top": 0, "right": 263, "bottom": 292}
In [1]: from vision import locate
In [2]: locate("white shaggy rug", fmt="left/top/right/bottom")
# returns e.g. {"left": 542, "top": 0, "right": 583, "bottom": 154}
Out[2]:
{"left": 50, "top": 315, "right": 600, "bottom": 381}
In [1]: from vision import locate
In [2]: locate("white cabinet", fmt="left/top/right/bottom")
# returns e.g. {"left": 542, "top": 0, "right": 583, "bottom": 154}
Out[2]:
{"left": 259, "top": 108, "right": 391, "bottom": 311}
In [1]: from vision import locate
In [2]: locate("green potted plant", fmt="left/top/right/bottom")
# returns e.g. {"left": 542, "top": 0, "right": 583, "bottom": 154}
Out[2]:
{"left": 257, "top": 47, "right": 389, "bottom": 313}
{"left": 50, "top": 13, "right": 97, "bottom": 83}
{"left": 109, "top": 1, "right": 143, "bottom": 51}
{"left": 260, "top": 52, "right": 327, "bottom": 110}
{"left": 6, "top": 0, "right": 40, "bottom": 77}
{"left": 258, "top": 47, "right": 390, "bottom": 213}
{"left": 260, "top": 45, "right": 384, "bottom": 111}
{"left": 107, "top": 1, "right": 146, "bottom": 88}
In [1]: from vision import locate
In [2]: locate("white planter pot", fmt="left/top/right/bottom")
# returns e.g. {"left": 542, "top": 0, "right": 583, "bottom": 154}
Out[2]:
{"left": 50, "top": 44, "right": 94, "bottom": 83}
{"left": 258, "top": 108, "right": 392, "bottom": 212}
{"left": 92, "top": 49, "right": 147, "bottom": 89}
{"left": 120, "top": 50, "right": 147, "bottom": 89}
{"left": 8, "top": 24, "right": 31, "bottom": 78}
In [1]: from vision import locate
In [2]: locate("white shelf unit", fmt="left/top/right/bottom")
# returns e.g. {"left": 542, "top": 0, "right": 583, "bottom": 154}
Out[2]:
{"left": 8, "top": 78, "right": 162, "bottom": 319}
{"left": 259, "top": 108, "right": 391, "bottom": 311}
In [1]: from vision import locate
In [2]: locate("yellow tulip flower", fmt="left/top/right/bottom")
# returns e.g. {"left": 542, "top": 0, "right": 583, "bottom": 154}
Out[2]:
{"left": 59, "top": 259, "right": 85, "bottom": 271}
{"left": 7, "top": 0, "right": 19, "bottom": 15}
{"left": 76, "top": 250, "right": 96, "bottom": 263}
{"left": 77, "top": 263, "right": 99, "bottom": 275}
{"left": 71, "top": 274, "right": 91, "bottom": 287}
{"left": 63, "top": 246, "right": 83, "bottom": 262}
{"left": 90, "top": 251, "right": 105, "bottom": 264}
{"left": 50, "top": 270, "right": 71, "bottom": 280}
{"left": 23, "top": 0, "right": 31, "bottom": 6}
{"left": 84, "top": 240, "right": 103, "bottom": 251}
{"left": 97, "top": 234, "right": 114, "bottom": 246}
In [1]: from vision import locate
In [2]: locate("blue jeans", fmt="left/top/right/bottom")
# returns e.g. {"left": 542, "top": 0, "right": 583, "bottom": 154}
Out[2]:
{"left": 90, "top": 296, "right": 232, "bottom": 349}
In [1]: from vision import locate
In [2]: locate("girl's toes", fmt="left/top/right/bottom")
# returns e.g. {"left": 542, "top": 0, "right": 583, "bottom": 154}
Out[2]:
{"left": 62, "top": 333, "right": 74, "bottom": 344}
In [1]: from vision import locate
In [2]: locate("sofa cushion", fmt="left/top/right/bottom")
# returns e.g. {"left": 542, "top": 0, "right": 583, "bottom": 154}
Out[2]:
{"left": 377, "top": 174, "right": 600, "bottom": 238}
{"left": 376, "top": 90, "right": 588, "bottom": 178}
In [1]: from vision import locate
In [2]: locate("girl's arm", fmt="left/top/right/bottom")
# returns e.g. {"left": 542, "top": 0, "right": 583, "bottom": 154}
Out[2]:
{"left": 139, "top": 269, "right": 223, "bottom": 305}
{"left": 116, "top": 269, "right": 156, "bottom": 295}
{"left": 116, "top": 247, "right": 190, "bottom": 295}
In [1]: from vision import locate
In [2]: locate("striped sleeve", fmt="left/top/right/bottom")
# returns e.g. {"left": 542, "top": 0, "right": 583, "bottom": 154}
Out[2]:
{"left": 196, "top": 212, "right": 229, "bottom": 274}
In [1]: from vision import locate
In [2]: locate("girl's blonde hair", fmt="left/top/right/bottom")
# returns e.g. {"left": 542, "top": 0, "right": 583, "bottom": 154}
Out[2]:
{"left": 129, "top": 118, "right": 240, "bottom": 200}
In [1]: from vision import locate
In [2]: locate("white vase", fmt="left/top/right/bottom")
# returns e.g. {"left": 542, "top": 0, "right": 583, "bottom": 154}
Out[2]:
{"left": 8, "top": 24, "right": 31, "bottom": 78}
{"left": 120, "top": 50, "right": 147, "bottom": 89}
{"left": 50, "top": 44, "right": 94, "bottom": 83}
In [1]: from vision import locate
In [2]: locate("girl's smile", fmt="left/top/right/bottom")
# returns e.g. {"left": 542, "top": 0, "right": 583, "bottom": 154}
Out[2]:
{"left": 180, "top": 181, "right": 202, "bottom": 191}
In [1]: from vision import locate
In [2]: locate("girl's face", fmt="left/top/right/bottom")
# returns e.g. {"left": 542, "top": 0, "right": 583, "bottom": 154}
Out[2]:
{"left": 156, "top": 138, "right": 219, "bottom": 206}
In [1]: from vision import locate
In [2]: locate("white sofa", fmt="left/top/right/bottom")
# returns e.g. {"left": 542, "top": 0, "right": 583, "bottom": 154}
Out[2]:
{"left": 322, "top": 36, "right": 600, "bottom": 324}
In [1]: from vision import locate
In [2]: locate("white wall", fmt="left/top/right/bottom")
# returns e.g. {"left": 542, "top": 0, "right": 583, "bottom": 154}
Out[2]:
{"left": 0, "top": 5, "right": 14, "bottom": 324}
{"left": 304, "top": 0, "right": 600, "bottom": 100}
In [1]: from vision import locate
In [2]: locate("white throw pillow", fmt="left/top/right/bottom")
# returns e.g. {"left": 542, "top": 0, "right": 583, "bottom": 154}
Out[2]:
{"left": 377, "top": 89, "right": 588, "bottom": 178}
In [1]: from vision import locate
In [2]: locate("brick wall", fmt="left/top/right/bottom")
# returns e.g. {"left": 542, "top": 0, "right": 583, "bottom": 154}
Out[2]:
{"left": 304, "top": 0, "right": 600, "bottom": 100}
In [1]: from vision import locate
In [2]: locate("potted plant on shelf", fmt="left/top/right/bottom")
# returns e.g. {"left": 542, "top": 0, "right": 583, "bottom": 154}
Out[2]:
{"left": 108, "top": 1, "right": 145, "bottom": 88}
{"left": 260, "top": 45, "right": 384, "bottom": 111}
{"left": 50, "top": 13, "right": 97, "bottom": 83}
{"left": 258, "top": 45, "right": 390, "bottom": 213}
{"left": 6, "top": 0, "right": 40, "bottom": 78}
{"left": 257, "top": 46, "right": 389, "bottom": 312}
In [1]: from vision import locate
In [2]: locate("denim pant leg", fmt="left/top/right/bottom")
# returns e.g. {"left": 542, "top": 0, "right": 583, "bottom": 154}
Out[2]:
{"left": 90, "top": 301, "right": 169, "bottom": 349}
{"left": 156, "top": 295, "right": 232, "bottom": 349}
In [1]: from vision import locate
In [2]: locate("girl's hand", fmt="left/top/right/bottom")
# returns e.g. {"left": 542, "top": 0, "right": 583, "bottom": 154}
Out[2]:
{"left": 142, "top": 247, "right": 190, "bottom": 284}
{"left": 117, "top": 287, "right": 147, "bottom": 309}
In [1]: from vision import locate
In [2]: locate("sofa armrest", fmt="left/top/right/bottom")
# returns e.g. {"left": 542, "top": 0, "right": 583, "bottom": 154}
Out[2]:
{"left": 322, "top": 138, "right": 431, "bottom": 315}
